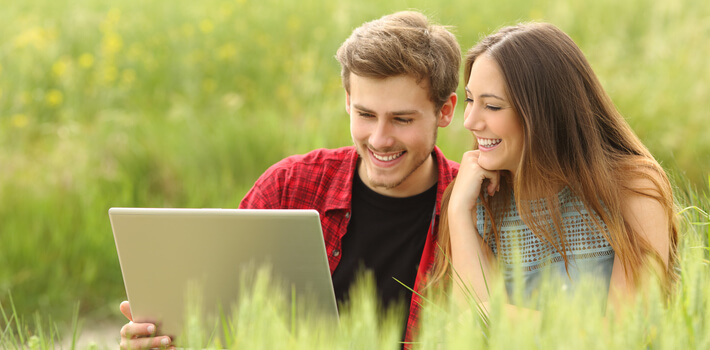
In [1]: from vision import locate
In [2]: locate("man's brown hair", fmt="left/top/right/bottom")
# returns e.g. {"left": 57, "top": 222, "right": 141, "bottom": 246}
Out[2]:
{"left": 336, "top": 11, "right": 460, "bottom": 112}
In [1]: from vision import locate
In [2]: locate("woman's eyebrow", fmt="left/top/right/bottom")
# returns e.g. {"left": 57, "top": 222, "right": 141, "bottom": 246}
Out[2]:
{"left": 464, "top": 87, "right": 505, "bottom": 101}
{"left": 479, "top": 93, "right": 506, "bottom": 101}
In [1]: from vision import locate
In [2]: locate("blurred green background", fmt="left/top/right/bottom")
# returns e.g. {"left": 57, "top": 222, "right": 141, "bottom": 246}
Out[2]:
{"left": 1, "top": 0, "right": 708, "bottom": 335}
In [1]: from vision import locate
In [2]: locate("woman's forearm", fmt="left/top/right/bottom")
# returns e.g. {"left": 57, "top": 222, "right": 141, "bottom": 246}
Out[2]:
{"left": 448, "top": 205, "right": 495, "bottom": 304}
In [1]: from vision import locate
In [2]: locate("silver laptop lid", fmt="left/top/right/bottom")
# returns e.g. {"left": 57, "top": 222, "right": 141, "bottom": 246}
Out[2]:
{"left": 110, "top": 208, "right": 338, "bottom": 343}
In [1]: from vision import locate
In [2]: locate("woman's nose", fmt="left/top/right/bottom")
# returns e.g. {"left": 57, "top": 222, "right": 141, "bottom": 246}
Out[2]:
{"left": 463, "top": 104, "right": 483, "bottom": 131}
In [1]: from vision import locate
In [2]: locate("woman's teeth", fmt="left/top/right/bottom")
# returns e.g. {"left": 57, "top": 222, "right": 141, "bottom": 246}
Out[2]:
{"left": 477, "top": 138, "right": 502, "bottom": 147}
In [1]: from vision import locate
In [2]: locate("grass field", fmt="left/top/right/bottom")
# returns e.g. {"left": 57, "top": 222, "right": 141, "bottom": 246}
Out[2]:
{"left": 1, "top": 0, "right": 709, "bottom": 348}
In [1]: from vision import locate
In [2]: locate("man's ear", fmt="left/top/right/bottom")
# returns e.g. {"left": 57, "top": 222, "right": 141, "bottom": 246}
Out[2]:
{"left": 345, "top": 92, "right": 351, "bottom": 114}
{"left": 437, "top": 92, "right": 457, "bottom": 127}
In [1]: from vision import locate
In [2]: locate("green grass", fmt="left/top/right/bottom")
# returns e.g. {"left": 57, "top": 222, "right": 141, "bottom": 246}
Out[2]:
{"left": 0, "top": 0, "right": 709, "bottom": 346}
{"left": 3, "top": 207, "right": 709, "bottom": 349}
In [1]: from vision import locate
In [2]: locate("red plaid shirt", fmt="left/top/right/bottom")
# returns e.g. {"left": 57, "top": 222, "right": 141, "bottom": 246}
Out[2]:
{"left": 239, "top": 146, "right": 458, "bottom": 344}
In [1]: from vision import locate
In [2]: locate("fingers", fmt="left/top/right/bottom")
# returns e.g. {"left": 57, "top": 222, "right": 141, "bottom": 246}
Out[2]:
{"left": 486, "top": 173, "right": 501, "bottom": 197}
{"left": 461, "top": 150, "right": 480, "bottom": 164}
{"left": 120, "top": 301, "right": 133, "bottom": 321}
{"left": 460, "top": 150, "right": 500, "bottom": 191}
{"left": 120, "top": 322, "right": 172, "bottom": 350}
{"left": 119, "top": 334, "right": 172, "bottom": 350}
{"left": 120, "top": 321, "right": 154, "bottom": 338}
{"left": 118, "top": 302, "right": 174, "bottom": 349}
{"left": 452, "top": 150, "right": 501, "bottom": 210}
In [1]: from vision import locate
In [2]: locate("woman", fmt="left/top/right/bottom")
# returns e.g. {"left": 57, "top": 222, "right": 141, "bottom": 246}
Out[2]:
{"left": 430, "top": 22, "right": 678, "bottom": 309}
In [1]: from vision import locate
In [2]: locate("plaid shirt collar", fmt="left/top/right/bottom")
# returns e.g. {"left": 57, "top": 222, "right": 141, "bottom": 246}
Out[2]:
{"left": 323, "top": 145, "right": 454, "bottom": 216}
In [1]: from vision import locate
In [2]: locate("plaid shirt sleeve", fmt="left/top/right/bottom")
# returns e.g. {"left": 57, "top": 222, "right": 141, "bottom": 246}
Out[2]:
{"left": 238, "top": 159, "right": 290, "bottom": 210}
{"left": 238, "top": 148, "right": 356, "bottom": 274}
{"left": 239, "top": 148, "right": 353, "bottom": 210}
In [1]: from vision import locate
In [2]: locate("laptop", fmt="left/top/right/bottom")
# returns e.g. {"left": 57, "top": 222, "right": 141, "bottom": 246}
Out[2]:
{"left": 109, "top": 208, "right": 338, "bottom": 344}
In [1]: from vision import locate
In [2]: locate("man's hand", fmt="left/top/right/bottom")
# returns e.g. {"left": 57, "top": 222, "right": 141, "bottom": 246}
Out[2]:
{"left": 119, "top": 301, "right": 173, "bottom": 349}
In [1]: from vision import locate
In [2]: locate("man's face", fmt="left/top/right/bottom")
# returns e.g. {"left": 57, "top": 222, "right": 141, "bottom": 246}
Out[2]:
{"left": 347, "top": 74, "right": 454, "bottom": 198}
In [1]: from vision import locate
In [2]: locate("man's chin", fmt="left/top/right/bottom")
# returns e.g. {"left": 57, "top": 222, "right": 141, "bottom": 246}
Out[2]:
{"left": 363, "top": 174, "right": 404, "bottom": 191}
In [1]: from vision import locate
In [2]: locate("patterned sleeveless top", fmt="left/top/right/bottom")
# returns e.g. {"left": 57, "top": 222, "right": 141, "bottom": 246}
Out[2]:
{"left": 476, "top": 187, "right": 615, "bottom": 301}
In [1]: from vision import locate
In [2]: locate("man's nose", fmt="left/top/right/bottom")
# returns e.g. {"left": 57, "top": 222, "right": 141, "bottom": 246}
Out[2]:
{"left": 369, "top": 120, "right": 395, "bottom": 150}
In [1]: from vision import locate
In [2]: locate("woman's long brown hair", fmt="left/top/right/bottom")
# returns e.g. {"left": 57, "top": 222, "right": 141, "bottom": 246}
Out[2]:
{"left": 429, "top": 23, "right": 679, "bottom": 296}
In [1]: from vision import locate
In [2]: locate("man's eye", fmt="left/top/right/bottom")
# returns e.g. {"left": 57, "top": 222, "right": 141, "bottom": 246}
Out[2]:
{"left": 359, "top": 112, "right": 374, "bottom": 118}
{"left": 395, "top": 118, "right": 413, "bottom": 124}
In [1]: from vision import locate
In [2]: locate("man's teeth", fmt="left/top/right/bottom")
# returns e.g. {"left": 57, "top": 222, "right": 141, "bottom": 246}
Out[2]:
{"left": 373, "top": 152, "right": 403, "bottom": 161}
{"left": 478, "top": 138, "right": 502, "bottom": 147}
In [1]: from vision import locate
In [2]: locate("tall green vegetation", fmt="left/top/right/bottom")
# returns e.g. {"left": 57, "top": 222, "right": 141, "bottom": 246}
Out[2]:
{"left": 3, "top": 203, "right": 709, "bottom": 349}
{"left": 0, "top": 0, "right": 708, "bottom": 345}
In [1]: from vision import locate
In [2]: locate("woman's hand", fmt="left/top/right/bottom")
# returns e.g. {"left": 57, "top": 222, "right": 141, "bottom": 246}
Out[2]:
{"left": 449, "top": 150, "right": 500, "bottom": 215}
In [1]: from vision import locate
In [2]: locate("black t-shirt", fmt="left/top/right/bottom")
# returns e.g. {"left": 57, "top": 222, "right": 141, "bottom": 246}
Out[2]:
{"left": 332, "top": 170, "right": 437, "bottom": 335}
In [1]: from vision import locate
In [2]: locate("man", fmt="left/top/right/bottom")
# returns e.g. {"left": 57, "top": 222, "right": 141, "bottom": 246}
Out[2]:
{"left": 119, "top": 11, "right": 460, "bottom": 349}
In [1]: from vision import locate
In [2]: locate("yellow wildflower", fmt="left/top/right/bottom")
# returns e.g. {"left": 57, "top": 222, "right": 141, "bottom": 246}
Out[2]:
{"left": 217, "top": 43, "right": 237, "bottom": 61}
{"left": 52, "top": 59, "right": 68, "bottom": 78}
{"left": 199, "top": 19, "right": 214, "bottom": 34}
{"left": 102, "top": 33, "right": 123, "bottom": 56}
{"left": 12, "top": 114, "right": 29, "bottom": 128}
{"left": 14, "top": 27, "right": 46, "bottom": 49}
{"left": 79, "top": 53, "right": 94, "bottom": 68}
{"left": 287, "top": 16, "right": 301, "bottom": 32}
{"left": 46, "top": 89, "right": 64, "bottom": 107}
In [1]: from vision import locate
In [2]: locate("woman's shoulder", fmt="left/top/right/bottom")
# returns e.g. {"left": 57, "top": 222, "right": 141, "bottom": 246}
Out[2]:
{"left": 618, "top": 164, "right": 672, "bottom": 259}
{"left": 619, "top": 162, "right": 670, "bottom": 199}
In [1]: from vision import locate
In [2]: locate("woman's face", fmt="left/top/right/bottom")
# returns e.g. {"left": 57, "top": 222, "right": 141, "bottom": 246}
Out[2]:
{"left": 463, "top": 55, "right": 524, "bottom": 178}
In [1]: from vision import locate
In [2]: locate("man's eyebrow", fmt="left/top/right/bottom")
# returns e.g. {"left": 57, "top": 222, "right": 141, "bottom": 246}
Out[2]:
{"left": 353, "top": 104, "right": 375, "bottom": 114}
{"left": 352, "top": 104, "right": 420, "bottom": 116}
{"left": 391, "top": 110, "right": 420, "bottom": 116}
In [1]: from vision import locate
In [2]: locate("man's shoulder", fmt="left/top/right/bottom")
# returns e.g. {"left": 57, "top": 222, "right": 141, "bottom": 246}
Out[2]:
{"left": 240, "top": 146, "right": 356, "bottom": 209}
{"left": 432, "top": 146, "right": 459, "bottom": 179}
{"left": 272, "top": 146, "right": 356, "bottom": 172}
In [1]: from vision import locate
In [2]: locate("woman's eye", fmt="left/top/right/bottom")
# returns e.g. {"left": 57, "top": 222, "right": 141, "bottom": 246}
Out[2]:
{"left": 485, "top": 104, "right": 501, "bottom": 111}
{"left": 464, "top": 97, "right": 474, "bottom": 104}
